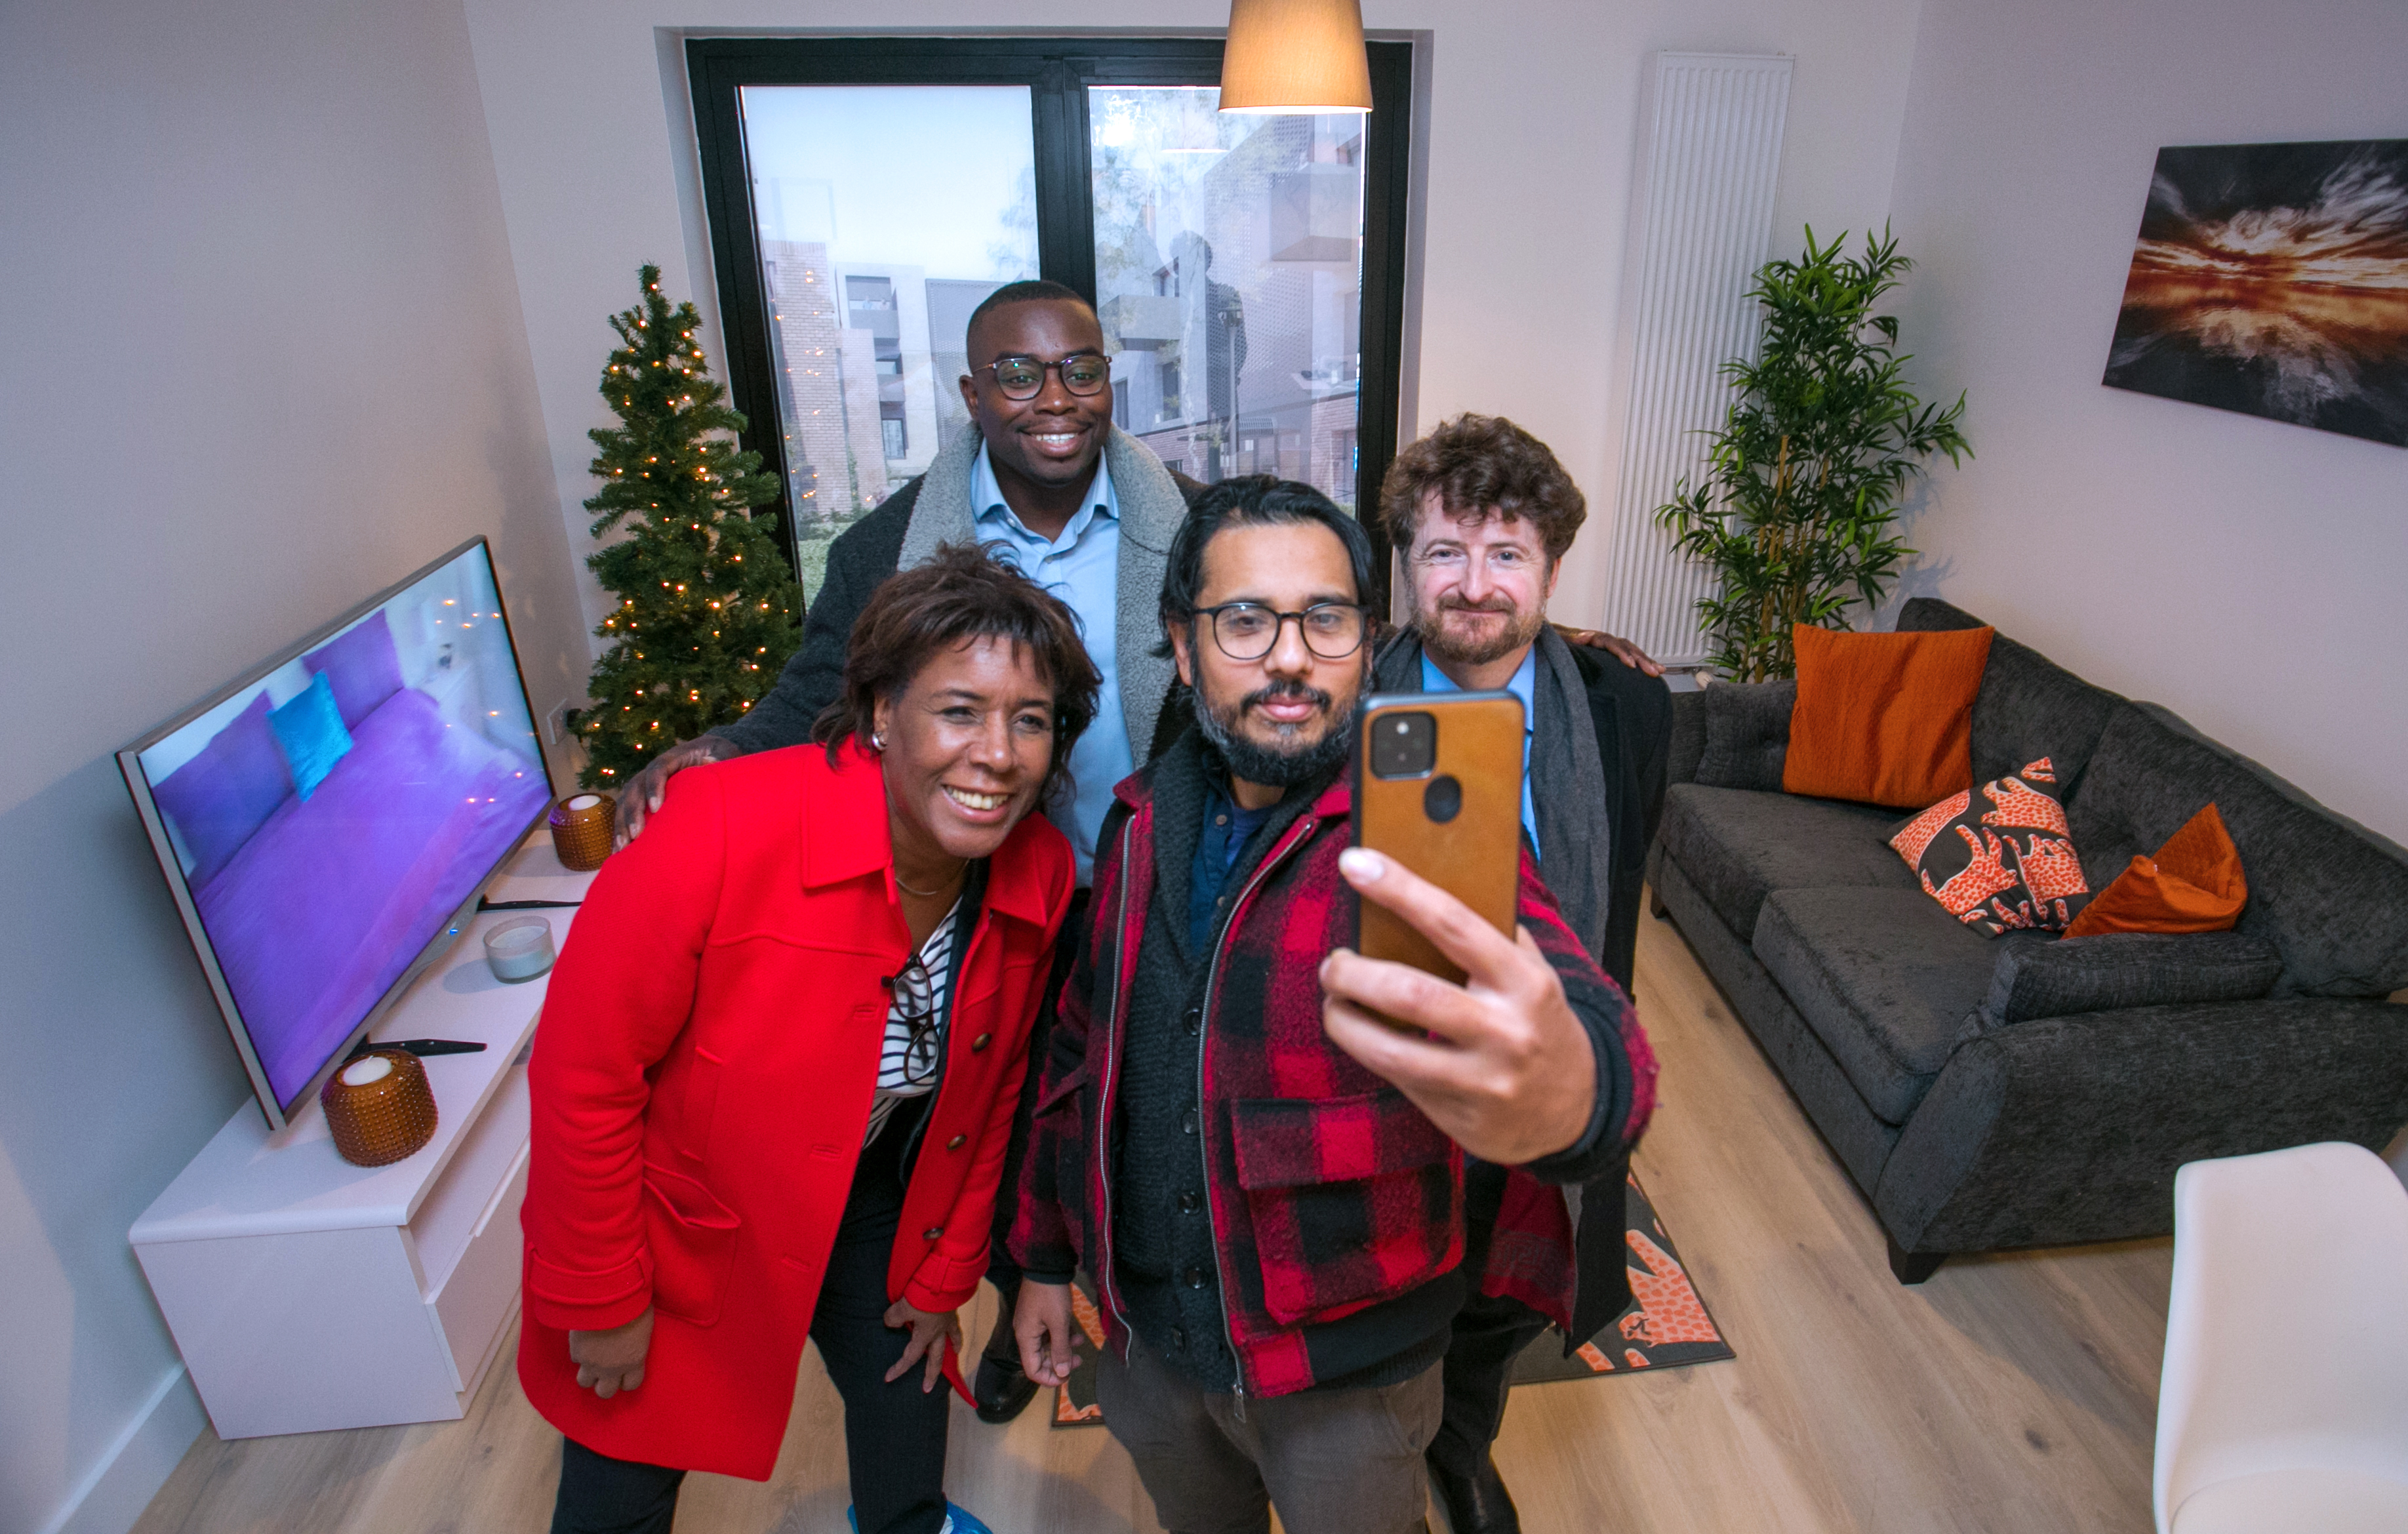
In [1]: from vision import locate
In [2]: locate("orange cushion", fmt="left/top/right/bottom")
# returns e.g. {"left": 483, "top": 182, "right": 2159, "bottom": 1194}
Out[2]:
{"left": 2062, "top": 803, "right": 2246, "bottom": 937}
{"left": 1782, "top": 624, "right": 1995, "bottom": 809}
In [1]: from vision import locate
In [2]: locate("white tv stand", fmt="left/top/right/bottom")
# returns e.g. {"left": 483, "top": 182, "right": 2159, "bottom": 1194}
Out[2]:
{"left": 130, "top": 832, "right": 596, "bottom": 1438}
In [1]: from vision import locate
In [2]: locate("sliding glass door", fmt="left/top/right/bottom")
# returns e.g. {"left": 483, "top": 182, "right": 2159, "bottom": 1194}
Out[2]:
{"left": 1091, "top": 88, "right": 1370, "bottom": 510}
{"left": 689, "top": 37, "right": 1413, "bottom": 605}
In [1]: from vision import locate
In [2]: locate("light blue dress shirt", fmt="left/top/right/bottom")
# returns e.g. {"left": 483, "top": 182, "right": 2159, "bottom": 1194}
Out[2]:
{"left": 1421, "top": 647, "right": 1540, "bottom": 858}
{"left": 969, "top": 444, "right": 1130, "bottom": 884}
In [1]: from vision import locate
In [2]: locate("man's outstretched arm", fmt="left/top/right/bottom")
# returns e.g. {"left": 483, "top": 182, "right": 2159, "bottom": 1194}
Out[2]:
{"left": 1554, "top": 622, "right": 1665, "bottom": 677}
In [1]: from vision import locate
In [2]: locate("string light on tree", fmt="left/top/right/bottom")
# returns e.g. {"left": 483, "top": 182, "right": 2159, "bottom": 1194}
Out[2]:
{"left": 570, "top": 263, "right": 798, "bottom": 788}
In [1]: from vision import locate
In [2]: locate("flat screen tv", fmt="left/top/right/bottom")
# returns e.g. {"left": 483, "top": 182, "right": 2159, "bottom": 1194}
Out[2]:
{"left": 119, "top": 538, "right": 555, "bottom": 1130}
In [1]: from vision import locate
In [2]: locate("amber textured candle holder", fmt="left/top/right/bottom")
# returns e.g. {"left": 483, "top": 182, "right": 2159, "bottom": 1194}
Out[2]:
{"left": 548, "top": 792, "right": 614, "bottom": 872}
{"left": 321, "top": 1049, "right": 439, "bottom": 1167}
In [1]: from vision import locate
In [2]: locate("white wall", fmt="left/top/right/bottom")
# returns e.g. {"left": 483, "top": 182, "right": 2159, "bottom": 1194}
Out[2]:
{"left": 1885, "top": 0, "right": 2408, "bottom": 845}
{"left": 455, "top": 0, "right": 1929, "bottom": 642}
{"left": 0, "top": 2, "right": 578, "bottom": 1529}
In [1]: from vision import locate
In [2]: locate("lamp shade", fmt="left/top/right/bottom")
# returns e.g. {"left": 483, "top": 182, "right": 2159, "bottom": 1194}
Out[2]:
{"left": 1218, "top": 0, "right": 1373, "bottom": 114}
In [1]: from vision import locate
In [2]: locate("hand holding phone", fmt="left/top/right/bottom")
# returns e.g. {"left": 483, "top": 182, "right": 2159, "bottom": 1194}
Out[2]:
{"left": 1319, "top": 847, "right": 1597, "bottom": 1165}
{"left": 1325, "top": 689, "right": 1597, "bottom": 1161}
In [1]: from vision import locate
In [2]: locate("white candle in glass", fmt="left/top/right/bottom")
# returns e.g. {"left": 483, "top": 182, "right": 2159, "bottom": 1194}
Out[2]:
{"left": 483, "top": 916, "right": 555, "bottom": 981}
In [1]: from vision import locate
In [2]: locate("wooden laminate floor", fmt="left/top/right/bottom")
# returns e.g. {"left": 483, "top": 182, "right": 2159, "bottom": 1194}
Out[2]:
{"left": 131, "top": 898, "right": 2171, "bottom": 1534}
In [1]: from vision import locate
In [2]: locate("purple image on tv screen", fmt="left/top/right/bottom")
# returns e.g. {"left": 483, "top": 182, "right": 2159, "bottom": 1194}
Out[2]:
{"left": 136, "top": 547, "right": 551, "bottom": 1108}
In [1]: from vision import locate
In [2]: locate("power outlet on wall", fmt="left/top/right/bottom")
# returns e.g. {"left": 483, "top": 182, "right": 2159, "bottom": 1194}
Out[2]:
{"left": 542, "top": 700, "right": 571, "bottom": 746}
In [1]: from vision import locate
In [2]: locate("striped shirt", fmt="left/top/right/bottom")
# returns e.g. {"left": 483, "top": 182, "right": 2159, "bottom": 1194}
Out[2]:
{"left": 862, "top": 899, "right": 961, "bottom": 1146}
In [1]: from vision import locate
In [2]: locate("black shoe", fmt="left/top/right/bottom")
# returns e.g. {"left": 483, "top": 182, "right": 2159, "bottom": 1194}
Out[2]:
{"left": 971, "top": 1322, "right": 1040, "bottom": 1424}
{"left": 1429, "top": 1453, "right": 1521, "bottom": 1534}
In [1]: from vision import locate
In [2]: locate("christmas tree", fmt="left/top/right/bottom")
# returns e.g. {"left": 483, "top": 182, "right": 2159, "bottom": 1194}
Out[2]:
{"left": 573, "top": 264, "right": 797, "bottom": 789}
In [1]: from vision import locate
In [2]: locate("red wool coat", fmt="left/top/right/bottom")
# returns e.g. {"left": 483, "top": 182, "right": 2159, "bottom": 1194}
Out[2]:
{"left": 516, "top": 739, "right": 1074, "bottom": 1480}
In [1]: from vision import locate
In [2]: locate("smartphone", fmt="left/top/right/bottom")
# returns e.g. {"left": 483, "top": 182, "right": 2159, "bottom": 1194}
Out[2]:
{"left": 1352, "top": 690, "right": 1525, "bottom": 984}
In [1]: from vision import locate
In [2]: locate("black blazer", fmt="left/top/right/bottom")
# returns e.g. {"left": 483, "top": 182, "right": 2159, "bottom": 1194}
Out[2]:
{"left": 1558, "top": 641, "right": 1672, "bottom": 1341}
{"left": 1567, "top": 641, "right": 1676, "bottom": 998}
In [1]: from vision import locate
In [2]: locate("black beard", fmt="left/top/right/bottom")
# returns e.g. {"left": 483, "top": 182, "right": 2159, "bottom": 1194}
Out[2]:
{"left": 1195, "top": 679, "right": 1358, "bottom": 788}
{"left": 1416, "top": 595, "right": 1548, "bottom": 668}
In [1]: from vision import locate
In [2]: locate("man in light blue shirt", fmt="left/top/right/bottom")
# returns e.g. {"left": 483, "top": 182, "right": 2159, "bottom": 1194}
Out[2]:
{"left": 640, "top": 281, "right": 1203, "bottom": 888}
{"left": 969, "top": 445, "right": 1131, "bottom": 883}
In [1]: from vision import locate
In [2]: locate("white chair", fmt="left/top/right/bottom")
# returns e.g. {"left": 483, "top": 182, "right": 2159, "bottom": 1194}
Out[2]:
{"left": 2156, "top": 1141, "right": 2408, "bottom": 1533}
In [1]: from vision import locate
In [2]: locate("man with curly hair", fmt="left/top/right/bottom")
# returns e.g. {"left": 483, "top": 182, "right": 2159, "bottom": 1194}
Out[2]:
{"left": 1372, "top": 413, "right": 1675, "bottom": 1534}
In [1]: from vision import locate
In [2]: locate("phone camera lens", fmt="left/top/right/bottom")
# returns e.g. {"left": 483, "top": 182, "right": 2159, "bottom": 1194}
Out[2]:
{"left": 1369, "top": 711, "right": 1437, "bottom": 778}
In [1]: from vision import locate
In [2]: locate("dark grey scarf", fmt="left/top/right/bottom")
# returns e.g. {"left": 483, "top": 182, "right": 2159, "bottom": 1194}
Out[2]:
{"left": 1372, "top": 626, "right": 1612, "bottom": 959}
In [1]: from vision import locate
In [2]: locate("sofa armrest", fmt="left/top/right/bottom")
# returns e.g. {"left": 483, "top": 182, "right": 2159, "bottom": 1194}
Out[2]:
{"left": 1982, "top": 931, "right": 2283, "bottom": 1026}
{"left": 1692, "top": 680, "right": 1794, "bottom": 792}
{"left": 1875, "top": 998, "right": 2408, "bottom": 1255}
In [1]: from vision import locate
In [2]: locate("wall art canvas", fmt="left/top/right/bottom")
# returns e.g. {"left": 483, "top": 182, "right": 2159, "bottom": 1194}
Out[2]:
{"left": 2103, "top": 139, "right": 2408, "bottom": 447}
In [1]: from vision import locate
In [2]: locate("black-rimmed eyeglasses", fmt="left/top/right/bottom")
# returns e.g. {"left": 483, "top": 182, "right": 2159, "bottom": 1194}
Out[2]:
{"left": 886, "top": 954, "right": 944, "bottom": 1088}
{"left": 1192, "top": 602, "right": 1371, "bottom": 661}
{"left": 978, "top": 353, "right": 1110, "bottom": 401}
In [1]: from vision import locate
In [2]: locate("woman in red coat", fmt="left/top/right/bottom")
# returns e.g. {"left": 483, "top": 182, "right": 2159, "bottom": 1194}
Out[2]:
{"left": 519, "top": 546, "right": 1100, "bottom": 1534}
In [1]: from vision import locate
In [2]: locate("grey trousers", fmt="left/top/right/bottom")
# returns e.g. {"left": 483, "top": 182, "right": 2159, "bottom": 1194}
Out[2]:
{"left": 1094, "top": 1333, "right": 1441, "bottom": 1534}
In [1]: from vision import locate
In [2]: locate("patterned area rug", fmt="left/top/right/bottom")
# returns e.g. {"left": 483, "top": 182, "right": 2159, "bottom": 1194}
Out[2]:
{"left": 1507, "top": 1171, "right": 1734, "bottom": 1382}
{"left": 1050, "top": 1172, "right": 1731, "bottom": 1426}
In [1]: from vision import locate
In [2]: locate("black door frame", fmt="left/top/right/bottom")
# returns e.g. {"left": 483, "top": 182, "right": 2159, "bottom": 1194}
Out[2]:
{"left": 686, "top": 35, "right": 1414, "bottom": 597}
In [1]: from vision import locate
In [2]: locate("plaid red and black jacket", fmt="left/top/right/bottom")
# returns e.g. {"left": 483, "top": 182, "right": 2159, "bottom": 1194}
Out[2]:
{"left": 1011, "top": 764, "right": 1656, "bottom": 1398}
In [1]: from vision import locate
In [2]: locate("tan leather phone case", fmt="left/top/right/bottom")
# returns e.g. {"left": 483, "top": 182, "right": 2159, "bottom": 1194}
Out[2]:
{"left": 1352, "top": 690, "right": 1523, "bottom": 984}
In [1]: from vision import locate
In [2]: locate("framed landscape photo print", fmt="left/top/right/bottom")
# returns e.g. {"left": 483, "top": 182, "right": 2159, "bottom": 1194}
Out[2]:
{"left": 2102, "top": 139, "right": 2408, "bottom": 447}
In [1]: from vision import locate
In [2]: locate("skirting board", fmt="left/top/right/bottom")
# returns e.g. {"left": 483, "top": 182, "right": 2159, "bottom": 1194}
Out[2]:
{"left": 39, "top": 1365, "right": 206, "bottom": 1534}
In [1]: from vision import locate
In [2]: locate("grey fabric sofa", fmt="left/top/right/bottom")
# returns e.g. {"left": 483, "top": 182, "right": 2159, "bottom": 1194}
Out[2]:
{"left": 1646, "top": 597, "right": 2408, "bottom": 1282}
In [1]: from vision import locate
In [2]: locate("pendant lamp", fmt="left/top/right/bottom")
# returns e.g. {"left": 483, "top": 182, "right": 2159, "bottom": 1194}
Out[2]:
{"left": 1217, "top": 0, "right": 1373, "bottom": 114}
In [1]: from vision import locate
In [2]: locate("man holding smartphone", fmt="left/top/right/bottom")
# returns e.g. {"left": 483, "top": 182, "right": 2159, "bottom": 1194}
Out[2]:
{"left": 1371, "top": 414, "right": 1676, "bottom": 1534}
{"left": 1011, "top": 476, "right": 1655, "bottom": 1534}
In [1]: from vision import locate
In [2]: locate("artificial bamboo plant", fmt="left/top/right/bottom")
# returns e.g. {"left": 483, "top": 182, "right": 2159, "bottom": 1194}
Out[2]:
{"left": 1656, "top": 227, "right": 1971, "bottom": 682}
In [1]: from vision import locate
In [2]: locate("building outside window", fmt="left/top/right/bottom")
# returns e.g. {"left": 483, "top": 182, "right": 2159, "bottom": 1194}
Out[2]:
{"left": 1093, "top": 90, "right": 1366, "bottom": 506}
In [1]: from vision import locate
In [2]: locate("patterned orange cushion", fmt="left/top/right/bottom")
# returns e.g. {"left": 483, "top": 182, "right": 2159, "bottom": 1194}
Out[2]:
{"left": 1893, "top": 757, "right": 2093, "bottom": 936}
{"left": 1783, "top": 624, "right": 1994, "bottom": 809}
{"left": 2062, "top": 803, "right": 2245, "bottom": 937}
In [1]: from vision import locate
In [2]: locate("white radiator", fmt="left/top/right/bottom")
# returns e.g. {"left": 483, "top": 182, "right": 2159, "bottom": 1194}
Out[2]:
{"left": 1597, "top": 52, "right": 1793, "bottom": 670}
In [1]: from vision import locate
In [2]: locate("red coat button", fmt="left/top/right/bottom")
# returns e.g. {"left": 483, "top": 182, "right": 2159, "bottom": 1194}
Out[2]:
{"left": 971, "top": 1032, "right": 993, "bottom": 1053}
{"left": 923, "top": 1226, "right": 943, "bottom": 1240}
{"left": 948, "top": 1134, "right": 967, "bottom": 1150}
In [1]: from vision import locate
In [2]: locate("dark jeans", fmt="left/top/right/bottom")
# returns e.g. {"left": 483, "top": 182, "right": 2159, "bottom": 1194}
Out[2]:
{"left": 1424, "top": 1191, "right": 1550, "bottom": 1482}
{"left": 551, "top": 1101, "right": 951, "bottom": 1534}
{"left": 1424, "top": 1289, "right": 1549, "bottom": 1482}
